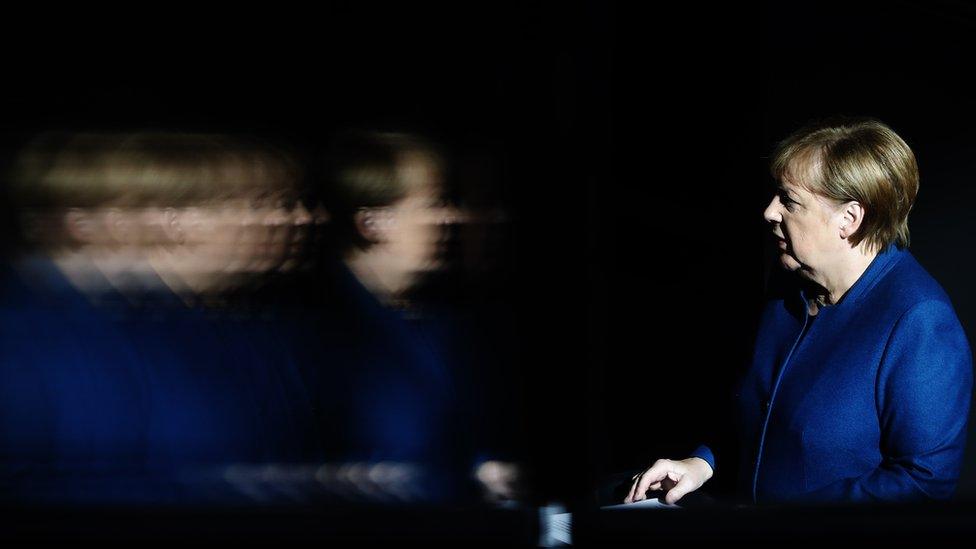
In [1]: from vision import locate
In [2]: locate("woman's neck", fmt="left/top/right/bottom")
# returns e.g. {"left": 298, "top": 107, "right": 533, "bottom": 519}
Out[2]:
{"left": 807, "top": 244, "right": 879, "bottom": 309}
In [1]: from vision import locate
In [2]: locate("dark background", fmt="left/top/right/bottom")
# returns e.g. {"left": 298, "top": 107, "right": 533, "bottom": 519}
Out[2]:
{"left": 2, "top": 0, "right": 976, "bottom": 507}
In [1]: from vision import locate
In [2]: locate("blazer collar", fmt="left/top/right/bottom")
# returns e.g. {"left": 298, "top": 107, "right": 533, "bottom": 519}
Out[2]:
{"left": 795, "top": 243, "right": 906, "bottom": 312}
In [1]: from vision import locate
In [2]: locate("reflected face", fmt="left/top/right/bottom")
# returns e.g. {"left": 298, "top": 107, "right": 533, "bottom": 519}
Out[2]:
{"left": 382, "top": 154, "right": 458, "bottom": 280}
{"left": 762, "top": 179, "right": 846, "bottom": 277}
{"left": 177, "top": 198, "right": 315, "bottom": 274}
{"left": 46, "top": 198, "right": 318, "bottom": 296}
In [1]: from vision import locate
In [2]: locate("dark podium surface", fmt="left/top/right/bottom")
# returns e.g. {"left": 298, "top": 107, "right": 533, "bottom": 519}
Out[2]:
{"left": 3, "top": 499, "right": 976, "bottom": 545}
{"left": 575, "top": 498, "right": 976, "bottom": 545}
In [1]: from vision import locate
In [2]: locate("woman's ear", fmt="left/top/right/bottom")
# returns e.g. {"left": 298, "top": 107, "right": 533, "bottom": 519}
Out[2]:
{"left": 160, "top": 208, "right": 185, "bottom": 245}
{"left": 839, "top": 201, "right": 866, "bottom": 239}
{"left": 354, "top": 207, "right": 395, "bottom": 244}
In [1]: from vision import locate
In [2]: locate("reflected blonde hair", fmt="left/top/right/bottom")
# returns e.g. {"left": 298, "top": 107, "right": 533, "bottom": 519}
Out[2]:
{"left": 10, "top": 132, "right": 303, "bottom": 208}
{"left": 770, "top": 118, "right": 919, "bottom": 251}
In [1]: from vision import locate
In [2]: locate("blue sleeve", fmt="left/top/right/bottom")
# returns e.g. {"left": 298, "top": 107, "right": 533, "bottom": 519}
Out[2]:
{"left": 807, "top": 299, "right": 973, "bottom": 502}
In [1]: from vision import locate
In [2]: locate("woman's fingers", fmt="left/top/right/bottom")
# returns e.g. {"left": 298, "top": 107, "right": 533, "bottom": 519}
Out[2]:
{"left": 625, "top": 457, "right": 710, "bottom": 505}
{"left": 625, "top": 478, "right": 639, "bottom": 503}
{"left": 663, "top": 470, "right": 700, "bottom": 505}
{"left": 624, "top": 473, "right": 647, "bottom": 503}
{"left": 630, "top": 460, "right": 671, "bottom": 502}
{"left": 624, "top": 477, "right": 664, "bottom": 503}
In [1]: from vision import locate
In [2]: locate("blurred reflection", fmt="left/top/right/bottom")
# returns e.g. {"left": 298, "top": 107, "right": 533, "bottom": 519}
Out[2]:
{"left": 10, "top": 132, "right": 317, "bottom": 302}
{"left": 0, "top": 129, "right": 519, "bottom": 508}
{"left": 303, "top": 131, "right": 524, "bottom": 504}
{"left": 0, "top": 132, "right": 333, "bottom": 505}
{"left": 217, "top": 461, "right": 427, "bottom": 504}
{"left": 321, "top": 131, "right": 461, "bottom": 305}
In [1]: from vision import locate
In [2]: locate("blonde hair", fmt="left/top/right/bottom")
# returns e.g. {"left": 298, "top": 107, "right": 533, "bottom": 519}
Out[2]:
{"left": 9, "top": 132, "right": 303, "bottom": 208}
{"left": 770, "top": 118, "right": 919, "bottom": 252}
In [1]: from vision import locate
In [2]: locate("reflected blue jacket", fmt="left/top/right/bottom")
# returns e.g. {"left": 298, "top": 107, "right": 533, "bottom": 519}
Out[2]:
{"left": 0, "top": 257, "right": 464, "bottom": 504}
{"left": 694, "top": 245, "right": 973, "bottom": 503}
{"left": 0, "top": 258, "right": 328, "bottom": 503}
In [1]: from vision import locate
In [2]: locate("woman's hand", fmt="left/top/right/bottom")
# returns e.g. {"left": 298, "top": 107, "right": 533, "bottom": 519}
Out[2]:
{"left": 474, "top": 460, "right": 524, "bottom": 503}
{"left": 624, "top": 457, "right": 714, "bottom": 505}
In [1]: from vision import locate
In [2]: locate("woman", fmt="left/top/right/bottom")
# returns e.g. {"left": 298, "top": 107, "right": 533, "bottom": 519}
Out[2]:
{"left": 626, "top": 118, "right": 973, "bottom": 505}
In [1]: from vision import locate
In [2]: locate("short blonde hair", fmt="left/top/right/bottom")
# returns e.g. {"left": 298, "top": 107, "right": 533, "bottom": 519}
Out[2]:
{"left": 9, "top": 132, "right": 303, "bottom": 208}
{"left": 770, "top": 118, "right": 919, "bottom": 252}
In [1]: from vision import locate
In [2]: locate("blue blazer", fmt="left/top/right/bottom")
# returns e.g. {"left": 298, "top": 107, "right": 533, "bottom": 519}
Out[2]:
{"left": 694, "top": 245, "right": 973, "bottom": 503}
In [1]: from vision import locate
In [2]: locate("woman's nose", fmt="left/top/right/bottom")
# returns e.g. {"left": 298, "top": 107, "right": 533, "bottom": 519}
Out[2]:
{"left": 441, "top": 205, "right": 467, "bottom": 225}
{"left": 763, "top": 195, "right": 782, "bottom": 224}
{"left": 291, "top": 203, "right": 313, "bottom": 226}
{"left": 429, "top": 203, "right": 466, "bottom": 226}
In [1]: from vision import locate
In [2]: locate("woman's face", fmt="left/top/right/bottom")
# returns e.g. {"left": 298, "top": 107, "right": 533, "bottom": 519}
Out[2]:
{"left": 763, "top": 178, "right": 848, "bottom": 278}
